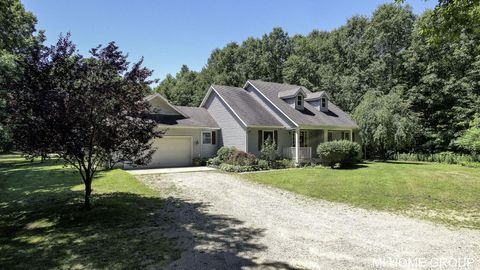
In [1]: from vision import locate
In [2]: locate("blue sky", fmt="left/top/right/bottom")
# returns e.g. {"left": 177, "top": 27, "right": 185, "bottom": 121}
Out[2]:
{"left": 22, "top": 0, "right": 436, "bottom": 82}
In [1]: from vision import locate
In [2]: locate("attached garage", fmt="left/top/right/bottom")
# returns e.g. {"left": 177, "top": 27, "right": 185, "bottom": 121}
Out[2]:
{"left": 138, "top": 94, "right": 219, "bottom": 169}
{"left": 149, "top": 136, "right": 192, "bottom": 167}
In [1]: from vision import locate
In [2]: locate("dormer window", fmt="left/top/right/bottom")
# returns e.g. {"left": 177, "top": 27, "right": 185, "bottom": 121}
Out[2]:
{"left": 305, "top": 91, "right": 328, "bottom": 112}
{"left": 278, "top": 87, "right": 306, "bottom": 110}
{"left": 297, "top": 95, "right": 303, "bottom": 107}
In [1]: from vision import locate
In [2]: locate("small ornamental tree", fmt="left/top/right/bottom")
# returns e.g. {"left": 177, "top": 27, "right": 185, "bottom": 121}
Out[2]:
{"left": 260, "top": 138, "right": 278, "bottom": 166}
{"left": 7, "top": 35, "right": 162, "bottom": 210}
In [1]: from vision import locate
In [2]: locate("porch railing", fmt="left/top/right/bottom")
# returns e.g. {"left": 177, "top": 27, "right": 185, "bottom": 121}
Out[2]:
{"left": 282, "top": 147, "right": 312, "bottom": 160}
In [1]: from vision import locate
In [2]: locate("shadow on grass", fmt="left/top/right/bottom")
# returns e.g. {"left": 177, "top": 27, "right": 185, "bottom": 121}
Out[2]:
{"left": 336, "top": 163, "right": 370, "bottom": 170}
{"left": 0, "top": 157, "right": 301, "bottom": 269}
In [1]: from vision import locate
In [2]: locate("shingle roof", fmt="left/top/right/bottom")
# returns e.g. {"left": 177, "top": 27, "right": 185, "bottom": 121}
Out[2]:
{"left": 247, "top": 80, "right": 358, "bottom": 128}
{"left": 305, "top": 91, "right": 326, "bottom": 101}
{"left": 149, "top": 106, "right": 219, "bottom": 128}
{"left": 278, "top": 87, "right": 305, "bottom": 99}
{"left": 211, "top": 85, "right": 283, "bottom": 127}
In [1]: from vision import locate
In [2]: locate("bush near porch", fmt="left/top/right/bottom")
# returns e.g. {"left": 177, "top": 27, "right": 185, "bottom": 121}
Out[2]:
{"left": 317, "top": 140, "right": 362, "bottom": 168}
{"left": 210, "top": 140, "right": 364, "bottom": 173}
{"left": 207, "top": 146, "right": 295, "bottom": 172}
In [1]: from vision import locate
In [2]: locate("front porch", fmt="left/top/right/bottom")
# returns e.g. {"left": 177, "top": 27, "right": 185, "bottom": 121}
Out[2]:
{"left": 282, "top": 128, "right": 354, "bottom": 163}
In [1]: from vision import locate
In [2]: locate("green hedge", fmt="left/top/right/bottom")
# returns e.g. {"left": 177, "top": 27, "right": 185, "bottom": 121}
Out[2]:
{"left": 317, "top": 140, "right": 362, "bottom": 168}
{"left": 394, "top": 152, "right": 480, "bottom": 165}
{"left": 227, "top": 150, "right": 257, "bottom": 166}
{"left": 216, "top": 146, "right": 237, "bottom": 162}
{"left": 219, "top": 163, "right": 256, "bottom": 172}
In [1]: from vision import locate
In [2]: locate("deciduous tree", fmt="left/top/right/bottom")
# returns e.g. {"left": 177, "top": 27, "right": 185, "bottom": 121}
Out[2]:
{"left": 8, "top": 35, "right": 161, "bottom": 209}
{"left": 0, "top": 0, "right": 38, "bottom": 152}
{"left": 353, "top": 89, "right": 419, "bottom": 159}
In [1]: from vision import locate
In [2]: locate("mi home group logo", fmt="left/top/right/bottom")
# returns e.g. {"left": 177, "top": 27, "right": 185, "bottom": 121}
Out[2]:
{"left": 372, "top": 257, "right": 476, "bottom": 269}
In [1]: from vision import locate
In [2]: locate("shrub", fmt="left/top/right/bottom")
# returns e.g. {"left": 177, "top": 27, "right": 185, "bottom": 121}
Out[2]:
{"left": 455, "top": 115, "right": 480, "bottom": 155}
{"left": 394, "top": 152, "right": 480, "bottom": 165}
{"left": 260, "top": 138, "right": 278, "bottom": 165}
{"left": 273, "top": 158, "right": 295, "bottom": 169}
{"left": 227, "top": 150, "right": 257, "bottom": 166}
{"left": 219, "top": 163, "right": 256, "bottom": 172}
{"left": 216, "top": 146, "right": 236, "bottom": 162}
{"left": 207, "top": 156, "right": 222, "bottom": 167}
{"left": 460, "top": 161, "right": 480, "bottom": 168}
{"left": 192, "top": 157, "right": 208, "bottom": 166}
{"left": 317, "top": 140, "right": 362, "bottom": 168}
{"left": 257, "top": 159, "right": 270, "bottom": 170}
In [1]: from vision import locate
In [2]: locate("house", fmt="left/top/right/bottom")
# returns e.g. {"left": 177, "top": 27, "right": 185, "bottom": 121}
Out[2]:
{"left": 144, "top": 80, "right": 359, "bottom": 168}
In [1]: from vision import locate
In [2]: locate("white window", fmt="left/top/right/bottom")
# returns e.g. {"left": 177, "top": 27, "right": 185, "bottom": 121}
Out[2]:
{"left": 296, "top": 95, "right": 303, "bottom": 107}
{"left": 202, "top": 131, "right": 217, "bottom": 144}
{"left": 202, "top": 132, "right": 212, "bottom": 144}
{"left": 342, "top": 131, "right": 350, "bottom": 141}
{"left": 321, "top": 97, "right": 327, "bottom": 108}
{"left": 258, "top": 130, "right": 277, "bottom": 150}
{"left": 263, "top": 130, "right": 274, "bottom": 144}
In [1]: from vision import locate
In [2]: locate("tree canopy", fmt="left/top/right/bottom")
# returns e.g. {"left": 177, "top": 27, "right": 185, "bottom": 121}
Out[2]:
{"left": 7, "top": 35, "right": 161, "bottom": 209}
{"left": 0, "top": 0, "right": 39, "bottom": 152}
{"left": 353, "top": 90, "right": 419, "bottom": 159}
{"left": 155, "top": 1, "right": 480, "bottom": 155}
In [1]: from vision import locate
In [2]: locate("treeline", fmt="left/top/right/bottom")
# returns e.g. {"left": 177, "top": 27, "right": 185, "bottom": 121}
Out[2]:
{"left": 156, "top": 3, "right": 480, "bottom": 157}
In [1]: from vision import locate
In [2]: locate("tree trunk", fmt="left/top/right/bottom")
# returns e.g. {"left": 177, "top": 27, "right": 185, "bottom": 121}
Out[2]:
{"left": 364, "top": 144, "right": 367, "bottom": 160}
{"left": 84, "top": 178, "right": 92, "bottom": 210}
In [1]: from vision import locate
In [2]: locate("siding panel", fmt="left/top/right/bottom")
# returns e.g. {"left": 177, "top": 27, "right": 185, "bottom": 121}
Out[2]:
{"left": 247, "top": 128, "right": 290, "bottom": 157}
{"left": 203, "top": 93, "right": 247, "bottom": 151}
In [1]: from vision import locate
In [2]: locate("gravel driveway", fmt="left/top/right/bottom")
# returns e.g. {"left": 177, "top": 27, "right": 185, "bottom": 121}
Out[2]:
{"left": 138, "top": 171, "right": 480, "bottom": 270}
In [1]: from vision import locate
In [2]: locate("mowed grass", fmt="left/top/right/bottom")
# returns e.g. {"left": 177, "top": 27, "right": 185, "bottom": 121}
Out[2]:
{"left": 0, "top": 154, "right": 179, "bottom": 269}
{"left": 242, "top": 161, "right": 480, "bottom": 229}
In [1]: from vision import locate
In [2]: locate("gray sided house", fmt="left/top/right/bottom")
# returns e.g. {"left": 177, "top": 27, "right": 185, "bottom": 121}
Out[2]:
{"left": 145, "top": 80, "right": 359, "bottom": 168}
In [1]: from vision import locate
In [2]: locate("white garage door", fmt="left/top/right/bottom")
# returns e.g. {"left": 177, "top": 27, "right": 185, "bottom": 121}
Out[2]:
{"left": 149, "top": 136, "right": 192, "bottom": 168}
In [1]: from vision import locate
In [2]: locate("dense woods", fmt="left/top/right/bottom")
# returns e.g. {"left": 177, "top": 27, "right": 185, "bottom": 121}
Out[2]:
{"left": 1, "top": 1, "right": 479, "bottom": 160}
{"left": 155, "top": 2, "right": 480, "bottom": 157}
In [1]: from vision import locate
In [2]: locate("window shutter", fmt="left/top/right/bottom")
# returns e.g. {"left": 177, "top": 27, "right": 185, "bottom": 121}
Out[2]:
{"left": 258, "top": 130, "right": 262, "bottom": 150}
{"left": 211, "top": 131, "right": 216, "bottom": 144}
{"left": 273, "top": 130, "right": 278, "bottom": 149}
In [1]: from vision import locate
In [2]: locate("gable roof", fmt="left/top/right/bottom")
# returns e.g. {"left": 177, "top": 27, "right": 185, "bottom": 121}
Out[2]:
{"left": 305, "top": 91, "right": 327, "bottom": 101}
{"left": 145, "top": 93, "right": 188, "bottom": 118}
{"left": 278, "top": 87, "right": 306, "bottom": 99}
{"left": 206, "top": 85, "right": 283, "bottom": 127}
{"left": 246, "top": 80, "right": 358, "bottom": 128}
{"left": 148, "top": 106, "right": 219, "bottom": 128}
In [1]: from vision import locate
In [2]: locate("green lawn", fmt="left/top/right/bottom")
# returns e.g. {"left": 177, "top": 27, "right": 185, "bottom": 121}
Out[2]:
{"left": 0, "top": 154, "right": 179, "bottom": 269}
{"left": 242, "top": 161, "right": 480, "bottom": 229}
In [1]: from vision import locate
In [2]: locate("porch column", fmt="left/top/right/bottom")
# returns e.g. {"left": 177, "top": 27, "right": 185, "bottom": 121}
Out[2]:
{"left": 350, "top": 129, "right": 353, "bottom": 142}
{"left": 295, "top": 129, "right": 300, "bottom": 164}
{"left": 323, "top": 129, "right": 328, "bottom": 143}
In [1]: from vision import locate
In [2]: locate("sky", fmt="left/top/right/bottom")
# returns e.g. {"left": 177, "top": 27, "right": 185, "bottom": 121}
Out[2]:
{"left": 22, "top": 0, "right": 436, "bottom": 83}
